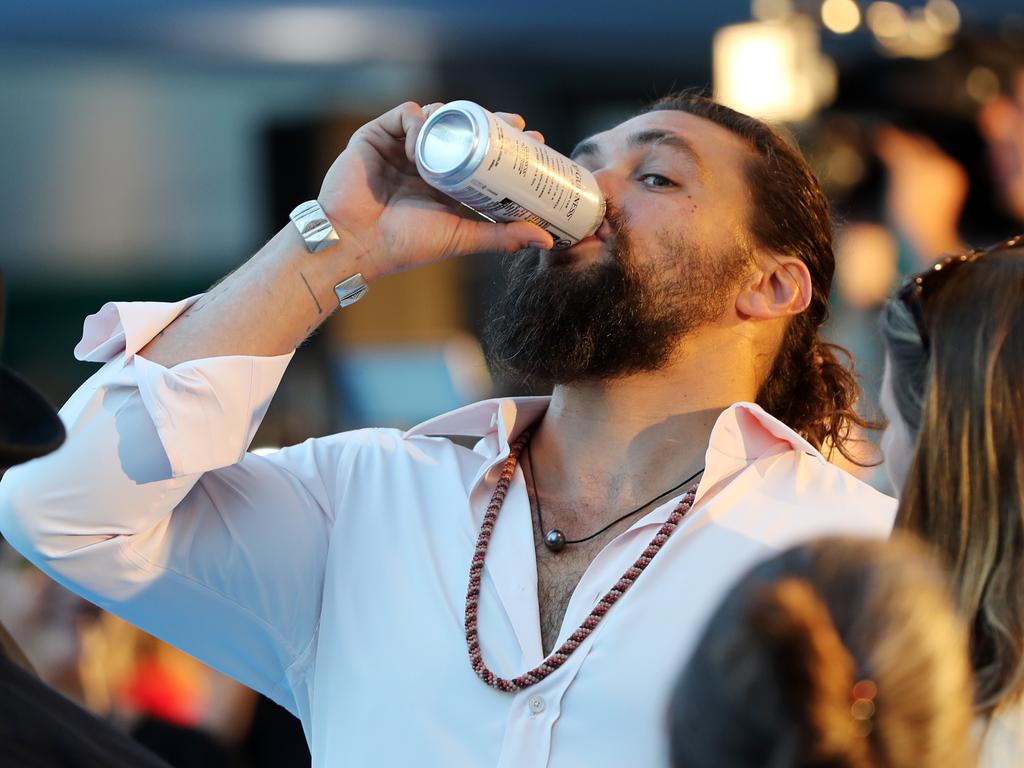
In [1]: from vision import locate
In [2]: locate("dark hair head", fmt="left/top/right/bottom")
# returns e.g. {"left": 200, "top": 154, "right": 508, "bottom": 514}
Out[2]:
{"left": 880, "top": 243, "right": 1024, "bottom": 715}
{"left": 644, "top": 91, "right": 877, "bottom": 463}
{"left": 669, "top": 536, "right": 975, "bottom": 768}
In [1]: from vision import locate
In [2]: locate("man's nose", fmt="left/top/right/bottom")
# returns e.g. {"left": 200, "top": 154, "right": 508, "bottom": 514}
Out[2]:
{"left": 589, "top": 167, "right": 624, "bottom": 204}
{"left": 586, "top": 168, "right": 624, "bottom": 234}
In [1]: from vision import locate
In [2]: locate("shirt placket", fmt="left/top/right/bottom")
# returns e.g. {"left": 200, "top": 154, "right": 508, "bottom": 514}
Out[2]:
{"left": 495, "top": 644, "right": 593, "bottom": 768}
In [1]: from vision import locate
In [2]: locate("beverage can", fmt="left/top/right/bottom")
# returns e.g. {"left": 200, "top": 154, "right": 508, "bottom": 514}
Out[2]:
{"left": 415, "top": 100, "right": 605, "bottom": 249}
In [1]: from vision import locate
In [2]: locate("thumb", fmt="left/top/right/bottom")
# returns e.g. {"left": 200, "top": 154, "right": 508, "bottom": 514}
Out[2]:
{"left": 456, "top": 219, "right": 554, "bottom": 254}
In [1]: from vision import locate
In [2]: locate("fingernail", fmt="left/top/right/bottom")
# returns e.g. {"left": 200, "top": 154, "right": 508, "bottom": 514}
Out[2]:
{"left": 528, "top": 240, "right": 551, "bottom": 249}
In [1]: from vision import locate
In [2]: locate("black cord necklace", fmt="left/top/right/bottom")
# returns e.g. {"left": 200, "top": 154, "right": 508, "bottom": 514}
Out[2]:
{"left": 525, "top": 438, "right": 704, "bottom": 553}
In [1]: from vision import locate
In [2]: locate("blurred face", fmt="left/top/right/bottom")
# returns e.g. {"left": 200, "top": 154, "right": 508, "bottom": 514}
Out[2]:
{"left": 483, "top": 110, "right": 756, "bottom": 385}
{"left": 879, "top": 355, "right": 916, "bottom": 494}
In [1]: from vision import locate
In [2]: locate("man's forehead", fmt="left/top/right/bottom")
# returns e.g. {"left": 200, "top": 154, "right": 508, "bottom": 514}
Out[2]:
{"left": 577, "top": 110, "right": 751, "bottom": 163}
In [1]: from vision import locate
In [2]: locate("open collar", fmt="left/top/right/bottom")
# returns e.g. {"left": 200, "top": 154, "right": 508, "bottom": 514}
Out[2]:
{"left": 405, "top": 397, "right": 824, "bottom": 494}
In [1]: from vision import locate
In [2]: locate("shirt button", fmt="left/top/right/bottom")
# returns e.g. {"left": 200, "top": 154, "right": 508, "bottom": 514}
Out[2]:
{"left": 528, "top": 695, "right": 546, "bottom": 715}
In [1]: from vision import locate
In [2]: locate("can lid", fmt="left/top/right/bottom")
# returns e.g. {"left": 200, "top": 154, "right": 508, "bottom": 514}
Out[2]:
{"left": 418, "top": 109, "right": 478, "bottom": 176}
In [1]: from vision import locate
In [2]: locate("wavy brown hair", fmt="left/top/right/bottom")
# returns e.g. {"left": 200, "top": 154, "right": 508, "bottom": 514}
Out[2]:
{"left": 646, "top": 92, "right": 877, "bottom": 463}
{"left": 669, "top": 536, "right": 976, "bottom": 768}
{"left": 880, "top": 243, "right": 1024, "bottom": 717}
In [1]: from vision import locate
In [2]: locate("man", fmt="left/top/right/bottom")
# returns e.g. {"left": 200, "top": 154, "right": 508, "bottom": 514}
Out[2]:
{"left": 0, "top": 93, "right": 894, "bottom": 767}
{"left": 0, "top": 275, "right": 171, "bottom": 767}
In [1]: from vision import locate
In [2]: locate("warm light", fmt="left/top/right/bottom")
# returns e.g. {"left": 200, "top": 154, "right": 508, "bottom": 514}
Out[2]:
{"left": 871, "top": 5, "right": 953, "bottom": 58}
{"left": 835, "top": 223, "right": 898, "bottom": 309}
{"left": 821, "top": 0, "right": 862, "bottom": 34}
{"left": 713, "top": 19, "right": 829, "bottom": 122}
{"left": 866, "top": 2, "right": 908, "bottom": 39}
{"left": 924, "top": 0, "right": 961, "bottom": 35}
{"left": 966, "top": 66, "right": 1000, "bottom": 104}
{"left": 751, "top": 0, "right": 794, "bottom": 22}
{"left": 906, "top": 8, "right": 950, "bottom": 56}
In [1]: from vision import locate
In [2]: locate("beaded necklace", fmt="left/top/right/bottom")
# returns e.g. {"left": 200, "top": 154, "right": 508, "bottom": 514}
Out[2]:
{"left": 465, "top": 429, "right": 699, "bottom": 693}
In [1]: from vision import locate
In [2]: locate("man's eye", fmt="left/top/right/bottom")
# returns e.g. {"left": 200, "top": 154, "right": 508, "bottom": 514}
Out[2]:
{"left": 639, "top": 173, "right": 675, "bottom": 188}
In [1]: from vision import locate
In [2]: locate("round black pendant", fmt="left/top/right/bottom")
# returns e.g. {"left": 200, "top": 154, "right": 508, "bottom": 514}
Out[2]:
{"left": 544, "top": 528, "right": 567, "bottom": 552}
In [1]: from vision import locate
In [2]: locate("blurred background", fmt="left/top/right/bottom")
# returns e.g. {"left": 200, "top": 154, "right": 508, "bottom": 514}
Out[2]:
{"left": 1, "top": 0, "right": 1022, "bottom": 765}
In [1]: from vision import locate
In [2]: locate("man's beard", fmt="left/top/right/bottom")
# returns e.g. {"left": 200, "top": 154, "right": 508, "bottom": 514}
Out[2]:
{"left": 482, "top": 214, "right": 746, "bottom": 387}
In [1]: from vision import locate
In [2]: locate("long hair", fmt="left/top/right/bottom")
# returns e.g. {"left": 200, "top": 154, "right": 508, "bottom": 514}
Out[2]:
{"left": 880, "top": 247, "right": 1024, "bottom": 716}
{"left": 669, "top": 536, "right": 976, "bottom": 768}
{"left": 645, "top": 92, "right": 877, "bottom": 464}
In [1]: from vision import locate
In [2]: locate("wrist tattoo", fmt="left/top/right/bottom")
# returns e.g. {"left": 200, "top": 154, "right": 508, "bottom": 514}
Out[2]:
{"left": 299, "top": 271, "right": 323, "bottom": 315}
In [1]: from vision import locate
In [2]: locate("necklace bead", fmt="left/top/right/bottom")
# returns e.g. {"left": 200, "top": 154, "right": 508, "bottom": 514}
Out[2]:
{"left": 526, "top": 437, "right": 702, "bottom": 553}
{"left": 543, "top": 529, "right": 567, "bottom": 552}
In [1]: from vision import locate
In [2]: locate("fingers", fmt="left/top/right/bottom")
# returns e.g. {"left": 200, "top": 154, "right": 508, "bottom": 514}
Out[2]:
{"left": 360, "top": 101, "right": 448, "bottom": 166}
{"left": 406, "top": 102, "right": 443, "bottom": 163}
{"left": 495, "top": 111, "right": 545, "bottom": 143}
{"left": 362, "top": 101, "right": 545, "bottom": 172}
{"left": 457, "top": 219, "right": 554, "bottom": 255}
{"left": 372, "top": 101, "right": 425, "bottom": 143}
{"left": 494, "top": 111, "right": 526, "bottom": 130}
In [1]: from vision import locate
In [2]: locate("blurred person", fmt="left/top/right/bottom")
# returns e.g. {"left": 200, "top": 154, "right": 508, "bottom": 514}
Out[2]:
{"left": 0, "top": 274, "right": 170, "bottom": 767}
{"left": 873, "top": 124, "right": 969, "bottom": 268}
{"left": 840, "top": 34, "right": 1024, "bottom": 272}
{"left": 668, "top": 535, "right": 976, "bottom": 768}
{"left": 0, "top": 92, "right": 896, "bottom": 767}
{"left": 0, "top": 548, "right": 95, "bottom": 699}
{"left": 78, "top": 614, "right": 267, "bottom": 768}
{"left": 878, "top": 235, "right": 1024, "bottom": 766}
{"left": 978, "top": 63, "right": 1024, "bottom": 226}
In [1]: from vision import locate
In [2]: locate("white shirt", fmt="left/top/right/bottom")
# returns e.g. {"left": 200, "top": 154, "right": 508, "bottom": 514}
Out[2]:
{"left": 980, "top": 703, "right": 1024, "bottom": 768}
{"left": 0, "top": 295, "right": 897, "bottom": 767}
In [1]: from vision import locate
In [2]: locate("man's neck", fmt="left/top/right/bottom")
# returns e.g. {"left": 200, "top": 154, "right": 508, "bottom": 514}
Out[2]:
{"left": 530, "top": 334, "right": 759, "bottom": 517}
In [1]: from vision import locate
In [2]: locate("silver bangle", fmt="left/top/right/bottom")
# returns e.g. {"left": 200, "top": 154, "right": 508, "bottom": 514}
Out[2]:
{"left": 334, "top": 273, "right": 369, "bottom": 307}
{"left": 289, "top": 200, "right": 369, "bottom": 308}
{"left": 289, "top": 200, "right": 340, "bottom": 253}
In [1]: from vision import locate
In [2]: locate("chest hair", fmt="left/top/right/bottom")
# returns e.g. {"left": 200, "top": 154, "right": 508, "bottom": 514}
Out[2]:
{"left": 532, "top": 504, "right": 622, "bottom": 656}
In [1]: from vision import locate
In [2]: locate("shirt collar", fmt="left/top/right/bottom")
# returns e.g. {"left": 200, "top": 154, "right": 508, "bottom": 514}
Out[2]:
{"left": 405, "top": 397, "right": 824, "bottom": 489}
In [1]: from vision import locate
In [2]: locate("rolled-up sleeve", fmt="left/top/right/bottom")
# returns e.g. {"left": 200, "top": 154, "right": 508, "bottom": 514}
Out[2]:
{"left": 0, "top": 296, "right": 337, "bottom": 721}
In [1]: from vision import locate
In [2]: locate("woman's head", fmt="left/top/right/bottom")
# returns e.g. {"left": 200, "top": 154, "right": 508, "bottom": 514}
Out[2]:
{"left": 668, "top": 536, "right": 975, "bottom": 768}
{"left": 878, "top": 238, "right": 1024, "bottom": 714}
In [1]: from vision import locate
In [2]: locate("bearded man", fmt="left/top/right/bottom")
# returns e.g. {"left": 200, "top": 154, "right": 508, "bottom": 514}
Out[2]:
{"left": 0, "top": 94, "right": 894, "bottom": 767}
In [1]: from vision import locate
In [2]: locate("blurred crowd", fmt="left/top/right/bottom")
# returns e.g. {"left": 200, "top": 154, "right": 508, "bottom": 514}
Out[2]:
{"left": 822, "top": 32, "right": 1024, "bottom": 447}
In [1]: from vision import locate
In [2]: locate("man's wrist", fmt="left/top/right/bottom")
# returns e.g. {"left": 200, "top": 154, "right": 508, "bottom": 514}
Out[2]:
{"left": 286, "top": 202, "right": 382, "bottom": 292}
{"left": 289, "top": 200, "right": 377, "bottom": 309}
{"left": 270, "top": 223, "right": 367, "bottom": 318}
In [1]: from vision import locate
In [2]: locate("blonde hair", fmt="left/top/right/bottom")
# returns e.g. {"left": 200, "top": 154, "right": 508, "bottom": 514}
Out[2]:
{"left": 669, "top": 536, "right": 976, "bottom": 767}
{"left": 881, "top": 247, "right": 1024, "bottom": 715}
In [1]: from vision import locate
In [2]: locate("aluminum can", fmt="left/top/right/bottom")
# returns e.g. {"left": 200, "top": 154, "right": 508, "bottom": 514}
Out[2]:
{"left": 415, "top": 100, "right": 605, "bottom": 249}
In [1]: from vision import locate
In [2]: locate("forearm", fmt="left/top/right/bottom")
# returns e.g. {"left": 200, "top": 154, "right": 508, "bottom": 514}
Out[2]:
{"left": 139, "top": 221, "right": 377, "bottom": 367}
{"left": 0, "top": 369, "right": 335, "bottom": 709}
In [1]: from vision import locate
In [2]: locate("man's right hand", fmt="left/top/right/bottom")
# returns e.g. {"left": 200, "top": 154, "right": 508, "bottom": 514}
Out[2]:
{"left": 137, "top": 101, "right": 555, "bottom": 367}
{"left": 317, "top": 101, "right": 555, "bottom": 282}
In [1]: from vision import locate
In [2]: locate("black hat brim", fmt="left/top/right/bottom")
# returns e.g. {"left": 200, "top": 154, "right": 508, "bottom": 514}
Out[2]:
{"left": 0, "top": 366, "right": 65, "bottom": 471}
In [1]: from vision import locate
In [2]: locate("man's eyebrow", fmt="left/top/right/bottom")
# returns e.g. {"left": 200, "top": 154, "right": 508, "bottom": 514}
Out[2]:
{"left": 628, "top": 129, "right": 708, "bottom": 177}
{"left": 570, "top": 130, "right": 708, "bottom": 179}
{"left": 570, "top": 139, "right": 600, "bottom": 161}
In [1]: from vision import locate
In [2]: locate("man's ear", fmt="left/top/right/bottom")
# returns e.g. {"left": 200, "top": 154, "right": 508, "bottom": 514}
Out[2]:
{"left": 735, "top": 253, "right": 812, "bottom": 320}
